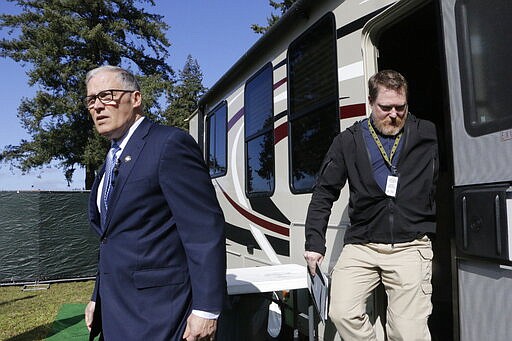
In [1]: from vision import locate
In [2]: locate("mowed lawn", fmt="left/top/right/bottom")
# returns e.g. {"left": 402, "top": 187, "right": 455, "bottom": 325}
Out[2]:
{"left": 0, "top": 281, "right": 94, "bottom": 340}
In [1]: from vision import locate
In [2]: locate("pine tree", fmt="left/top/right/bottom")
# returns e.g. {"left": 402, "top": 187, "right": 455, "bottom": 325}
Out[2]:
{"left": 251, "top": 0, "right": 297, "bottom": 34}
{"left": 0, "top": 0, "right": 174, "bottom": 189}
{"left": 165, "top": 55, "right": 206, "bottom": 130}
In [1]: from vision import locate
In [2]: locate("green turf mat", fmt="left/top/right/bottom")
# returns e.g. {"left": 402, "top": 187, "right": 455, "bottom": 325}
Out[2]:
{"left": 45, "top": 303, "right": 91, "bottom": 340}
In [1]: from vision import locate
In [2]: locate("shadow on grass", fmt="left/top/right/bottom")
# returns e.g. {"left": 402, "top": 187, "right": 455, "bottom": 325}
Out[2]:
{"left": 0, "top": 295, "right": 37, "bottom": 307}
{"left": 5, "top": 314, "right": 86, "bottom": 341}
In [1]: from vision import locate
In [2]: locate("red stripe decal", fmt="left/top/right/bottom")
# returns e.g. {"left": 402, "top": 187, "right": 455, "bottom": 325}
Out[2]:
{"left": 274, "top": 122, "right": 288, "bottom": 145}
{"left": 273, "top": 77, "right": 287, "bottom": 90}
{"left": 339, "top": 103, "right": 366, "bottom": 119}
{"left": 218, "top": 186, "right": 289, "bottom": 237}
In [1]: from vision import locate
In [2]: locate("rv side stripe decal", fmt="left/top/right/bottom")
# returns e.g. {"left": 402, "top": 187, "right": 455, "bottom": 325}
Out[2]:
{"left": 274, "top": 122, "right": 288, "bottom": 145}
{"left": 274, "top": 110, "right": 287, "bottom": 121}
{"left": 273, "top": 104, "right": 366, "bottom": 144}
{"left": 274, "top": 77, "right": 287, "bottom": 90}
{"left": 225, "top": 222, "right": 290, "bottom": 256}
{"left": 249, "top": 196, "right": 291, "bottom": 225}
{"left": 336, "top": 6, "right": 390, "bottom": 38}
{"left": 228, "top": 107, "right": 244, "bottom": 131}
{"left": 339, "top": 61, "right": 364, "bottom": 82}
{"left": 219, "top": 186, "right": 290, "bottom": 237}
{"left": 273, "top": 59, "right": 286, "bottom": 70}
{"left": 340, "top": 103, "right": 366, "bottom": 119}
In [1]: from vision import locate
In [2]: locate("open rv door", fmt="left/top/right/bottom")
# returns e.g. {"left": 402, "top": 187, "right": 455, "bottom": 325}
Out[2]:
{"left": 361, "top": 1, "right": 454, "bottom": 339}
{"left": 363, "top": 0, "right": 512, "bottom": 340}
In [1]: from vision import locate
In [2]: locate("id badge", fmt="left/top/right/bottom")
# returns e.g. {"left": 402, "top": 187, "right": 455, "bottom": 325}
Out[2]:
{"left": 385, "top": 175, "right": 398, "bottom": 197}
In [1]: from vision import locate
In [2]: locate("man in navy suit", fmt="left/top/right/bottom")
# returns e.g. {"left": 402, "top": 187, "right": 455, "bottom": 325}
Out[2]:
{"left": 83, "top": 65, "right": 226, "bottom": 341}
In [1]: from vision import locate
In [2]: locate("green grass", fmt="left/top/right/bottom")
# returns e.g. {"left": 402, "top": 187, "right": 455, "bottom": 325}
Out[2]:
{"left": 0, "top": 280, "right": 94, "bottom": 341}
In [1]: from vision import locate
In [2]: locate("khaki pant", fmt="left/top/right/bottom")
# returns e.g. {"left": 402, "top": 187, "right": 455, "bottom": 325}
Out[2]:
{"left": 329, "top": 237, "right": 433, "bottom": 341}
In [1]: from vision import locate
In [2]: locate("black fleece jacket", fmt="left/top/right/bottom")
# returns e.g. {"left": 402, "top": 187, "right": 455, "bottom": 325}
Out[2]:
{"left": 305, "top": 114, "right": 439, "bottom": 255}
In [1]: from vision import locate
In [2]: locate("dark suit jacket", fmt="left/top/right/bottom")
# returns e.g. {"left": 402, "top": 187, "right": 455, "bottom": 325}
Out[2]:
{"left": 88, "top": 118, "right": 226, "bottom": 341}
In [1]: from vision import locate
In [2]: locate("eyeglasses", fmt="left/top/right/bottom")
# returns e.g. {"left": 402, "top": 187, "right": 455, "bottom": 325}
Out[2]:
{"left": 84, "top": 89, "right": 136, "bottom": 108}
{"left": 377, "top": 103, "right": 407, "bottom": 112}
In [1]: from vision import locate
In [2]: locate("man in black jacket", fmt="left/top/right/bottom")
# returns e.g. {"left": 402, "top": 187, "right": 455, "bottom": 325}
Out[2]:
{"left": 304, "top": 70, "right": 438, "bottom": 340}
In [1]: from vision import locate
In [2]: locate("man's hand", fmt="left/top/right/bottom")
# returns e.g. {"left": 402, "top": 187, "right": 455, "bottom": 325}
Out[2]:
{"left": 84, "top": 301, "right": 96, "bottom": 332}
{"left": 304, "top": 251, "right": 324, "bottom": 276}
{"left": 182, "top": 313, "right": 217, "bottom": 341}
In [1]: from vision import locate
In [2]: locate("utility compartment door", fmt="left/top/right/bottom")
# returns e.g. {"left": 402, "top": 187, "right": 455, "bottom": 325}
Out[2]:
{"left": 454, "top": 184, "right": 511, "bottom": 261}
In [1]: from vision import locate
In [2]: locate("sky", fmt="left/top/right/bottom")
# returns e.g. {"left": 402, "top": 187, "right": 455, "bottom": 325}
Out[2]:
{"left": 0, "top": 0, "right": 272, "bottom": 191}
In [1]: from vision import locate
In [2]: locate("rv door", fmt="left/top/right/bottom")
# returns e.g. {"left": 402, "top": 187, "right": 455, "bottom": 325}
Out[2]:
{"left": 437, "top": 2, "right": 512, "bottom": 341}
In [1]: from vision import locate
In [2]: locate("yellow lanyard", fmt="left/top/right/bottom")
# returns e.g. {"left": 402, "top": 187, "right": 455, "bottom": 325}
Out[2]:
{"left": 367, "top": 119, "right": 402, "bottom": 173}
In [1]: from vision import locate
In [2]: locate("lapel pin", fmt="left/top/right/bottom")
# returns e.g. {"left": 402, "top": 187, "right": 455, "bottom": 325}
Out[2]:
{"left": 124, "top": 155, "right": 132, "bottom": 162}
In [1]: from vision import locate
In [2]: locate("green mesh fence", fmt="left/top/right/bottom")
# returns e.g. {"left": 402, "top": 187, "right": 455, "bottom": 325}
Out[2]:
{"left": 0, "top": 191, "right": 99, "bottom": 284}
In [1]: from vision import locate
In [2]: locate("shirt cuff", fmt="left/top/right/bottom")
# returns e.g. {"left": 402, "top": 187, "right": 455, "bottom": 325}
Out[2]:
{"left": 191, "top": 309, "right": 220, "bottom": 319}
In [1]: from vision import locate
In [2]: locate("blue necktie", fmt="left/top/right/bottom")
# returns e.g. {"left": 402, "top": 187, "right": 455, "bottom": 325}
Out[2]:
{"left": 100, "top": 142, "right": 120, "bottom": 228}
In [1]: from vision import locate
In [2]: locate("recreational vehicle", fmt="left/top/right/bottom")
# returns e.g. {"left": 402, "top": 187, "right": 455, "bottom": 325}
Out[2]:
{"left": 189, "top": 0, "right": 512, "bottom": 339}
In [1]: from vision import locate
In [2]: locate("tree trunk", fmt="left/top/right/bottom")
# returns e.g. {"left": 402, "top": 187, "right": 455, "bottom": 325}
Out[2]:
{"left": 85, "top": 165, "right": 96, "bottom": 190}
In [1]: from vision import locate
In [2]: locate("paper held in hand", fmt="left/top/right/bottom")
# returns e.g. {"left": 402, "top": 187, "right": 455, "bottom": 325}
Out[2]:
{"left": 307, "top": 264, "right": 329, "bottom": 323}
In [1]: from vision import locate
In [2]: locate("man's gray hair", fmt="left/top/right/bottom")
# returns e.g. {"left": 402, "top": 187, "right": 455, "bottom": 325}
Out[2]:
{"left": 85, "top": 65, "right": 140, "bottom": 91}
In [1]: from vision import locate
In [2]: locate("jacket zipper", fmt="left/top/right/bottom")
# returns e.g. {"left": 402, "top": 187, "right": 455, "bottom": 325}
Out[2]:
{"left": 389, "top": 197, "right": 395, "bottom": 245}
{"left": 429, "top": 146, "right": 437, "bottom": 210}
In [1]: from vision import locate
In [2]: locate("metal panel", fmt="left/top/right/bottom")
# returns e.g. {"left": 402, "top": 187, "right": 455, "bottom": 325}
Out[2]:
{"left": 458, "top": 260, "right": 512, "bottom": 341}
{"left": 440, "top": 0, "right": 512, "bottom": 186}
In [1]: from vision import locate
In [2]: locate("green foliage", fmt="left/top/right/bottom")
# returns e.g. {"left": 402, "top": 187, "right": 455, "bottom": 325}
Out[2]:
{"left": 0, "top": 0, "right": 174, "bottom": 189}
{"left": 164, "top": 54, "right": 206, "bottom": 130}
{"left": 251, "top": 0, "right": 297, "bottom": 34}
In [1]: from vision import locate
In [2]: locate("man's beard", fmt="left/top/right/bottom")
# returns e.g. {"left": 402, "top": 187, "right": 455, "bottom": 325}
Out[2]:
{"left": 373, "top": 112, "right": 407, "bottom": 136}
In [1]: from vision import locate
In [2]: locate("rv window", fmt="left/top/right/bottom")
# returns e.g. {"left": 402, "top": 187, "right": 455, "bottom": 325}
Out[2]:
{"left": 288, "top": 13, "right": 339, "bottom": 193}
{"left": 245, "top": 64, "right": 275, "bottom": 196}
{"left": 456, "top": 0, "right": 512, "bottom": 136}
{"left": 206, "top": 102, "right": 227, "bottom": 177}
{"left": 290, "top": 107, "right": 338, "bottom": 190}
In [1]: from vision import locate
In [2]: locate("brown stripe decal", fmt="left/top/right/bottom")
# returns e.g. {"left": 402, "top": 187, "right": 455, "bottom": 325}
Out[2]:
{"left": 218, "top": 185, "right": 289, "bottom": 237}
{"left": 340, "top": 103, "right": 366, "bottom": 119}
{"left": 274, "top": 122, "right": 288, "bottom": 145}
{"left": 273, "top": 77, "right": 287, "bottom": 90}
